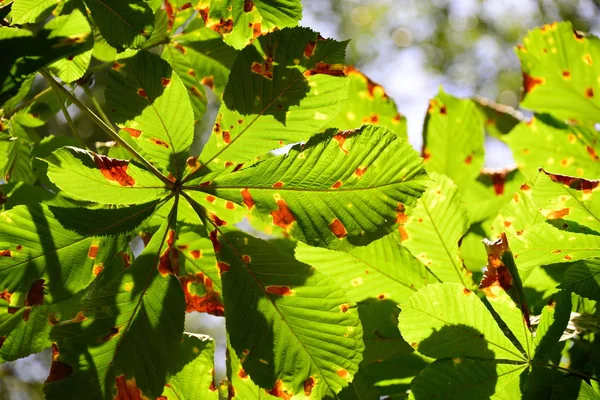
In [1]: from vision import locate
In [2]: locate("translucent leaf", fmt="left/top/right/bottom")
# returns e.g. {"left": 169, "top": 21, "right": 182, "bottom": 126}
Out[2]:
{"left": 532, "top": 170, "right": 600, "bottom": 234}
{"left": 226, "top": 338, "right": 278, "bottom": 399}
{"left": 214, "top": 227, "right": 364, "bottom": 398}
{"left": 0, "top": 10, "right": 92, "bottom": 103}
{"left": 82, "top": 0, "right": 154, "bottom": 50}
{"left": 189, "top": 27, "right": 349, "bottom": 176}
{"left": 398, "top": 283, "right": 526, "bottom": 361}
{"left": 106, "top": 51, "right": 194, "bottom": 179}
{"left": 161, "top": 334, "right": 218, "bottom": 399}
{"left": 517, "top": 21, "right": 600, "bottom": 123}
{"left": 197, "top": 125, "right": 428, "bottom": 250}
{"left": 506, "top": 115, "right": 600, "bottom": 181}
{"left": 198, "top": 0, "right": 302, "bottom": 50}
{"left": 295, "top": 231, "right": 436, "bottom": 304}
{"left": 533, "top": 290, "right": 571, "bottom": 360}
{"left": 421, "top": 89, "right": 485, "bottom": 189}
{"left": 560, "top": 259, "right": 600, "bottom": 301}
{"left": 44, "top": 220, "right": 185, "bottom": 399}
{"left": 411, "top": 358, "right": 525, "bottom": 400}
{"left": 403, "top": 173, "right": 473, "bottom": 286}
{"left": 48, "top": 47, "right": 93, "bottom": 84}
{"left": 9, "top": 0, "right": 59, "bottom": 24}
{"left": 578, "top": 381, "right": 600, "bottom": 399}
{"left": 44, "top": 147, "right": 168, "bottom": 204}
{"left": 327, "top": 67, "right": 407, "bottom": 139}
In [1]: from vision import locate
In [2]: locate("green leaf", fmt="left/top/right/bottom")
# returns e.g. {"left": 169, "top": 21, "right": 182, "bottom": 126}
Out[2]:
{"left": 198, "top": 0, "right": 302, "bottom": 50}
{"left": 213, "top": 227, "right": 364, "bottom": 398}
{"left": 161, "top": 334, "right": 218, "bottom": 399}
{"left": 578, "top": 381, "right": 600, "bottom": 399}
{"left": 474, "top": 96, "right": 522, "bottom": 138}
{"left": 533, "top": 290, "right": 571, "bottom": 360}
{"left": 410, "top": 358, "right": 525, "bottom": 400}
{"left": 560, "top": 259, "right": 600, "bottom": 300}
{"left": 226, "top": 338, "right": 278, "bottom": 399}
{"left": 326, "top": 67, "right": 407, "bottom": 139}
{"left": 295, "top": 231, "right": 436, "bottom": 304}
{"left": 399, "top": 283, "right": 526, "bottom": 361}
{"left": 48, "top": 47, "right": 93, "bottom": 84}
{"left": 197, "top": 125, "right": 428, "bottom": 249}
{"left": 44, "top": 147, "right": 168, "bottom": 204}
{"left": 421, "top": 89, "right": 485, "bottom": 189}
{"left": 44, "top": 219, "right": 185, "bottom": 399}
{"left": 506, "top": 115, "right": 600, "bottom": 181}
{"left": 9, "top": 0, "right": 59, "bottom": 24}
{"left": 0, "top": 10, "right": 92, "bottom": 103}
{"left": 517, "top": 21, "right": 600, "bottom": 123}
{"left": 82, "top": 0, "right": 154, "bottom": 50}
{"left": 190, "top": 27, "right": 350, "bottom": 176}
{"left": 402, "top": 173, "right": 473, "bottom": 286}
{"left": 532, "top": 170, "right": 600, "bottom": 234}
{"left": 106, "top": 51, "right": 194, "bottom": 179}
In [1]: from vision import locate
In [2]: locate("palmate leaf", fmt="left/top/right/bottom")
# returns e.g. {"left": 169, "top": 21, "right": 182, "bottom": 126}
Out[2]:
{"left": 560, "top": 259, "right": 600, "bottom": 300}
{"left": 0, "top": 9, "right": 92, "bottom": 103}
{"left": 402, "top": 173, "right": 473, "bottom": 286}
{"left": 44, "top": 147, "right": 168, "bottom": 204}
{"left": 533, "top": 290, "right": 571, "bottom": 360}
{"left": 197, "top": 0, "right": 302, "bottom": 50}
{"left": 399, "top": 283, "right": 528, "bottom": 399}
{"left": 195, "top": 125, "right": 428, "bottom": 250}
{"left": 44, "top": 218, "right": 185, "bottom": 399}
{"left": 226, "top": 338, "right": 277, "bottom": 399}
{"left": 106, "top": 51, "right": 194, "bottom": 179}
{"left": 505, "top": 115, "right": 600, "bottom": 181}
{"left": 82, "top": 0, "right": 154, "bottom": 51}
{"left": 208, "top": 225, "right": 364, "bottom": 398}
{"left": 161, "top": 334, "right": 218, "bottom": 400}
{"left": 9, "top": 0, "right": 59, "bottom": 24}
{"left": 295, "top": 231, "right": 436, "bottom": 304}
{"left": 421, "top": 89, "right": 485, "bottom": 189}
{"left": 187, "top": 27, "right": 350, "bottom": 177}
{"left": 327, "top": 67, "right": 407, "bottom": 139}
{"left": 517, "top": 21, "right": 600, "bottom": 123}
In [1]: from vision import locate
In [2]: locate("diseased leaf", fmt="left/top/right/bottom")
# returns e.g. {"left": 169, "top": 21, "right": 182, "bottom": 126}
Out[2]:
{"left": 422, "top": 89, "right": 485, "bottom": 189}
{"left": 403, "top": 173, "right": 473, "bottom": 286}
{"left": 106, "top": 51, "right": 194, "bottom": 179}
{"left": 82, "top": 0, "right": 154, "bottom": 50}
{"left": 560, "top": 259, "right": 600, "bottom": 301}
{"left": 195, "top": 125, "right": 428, "bottom": 249}
{"left": 506, "top": 115, "right": 600, "bottom": 181}
{"left": 9, "top": 0, "right": 59, "bottom": 24}
{"left": 327, "top": 67, "right": 407, "bottom": 139}
{"left": 198, "top": 0, "right": 302, "bottom": 50}
{"left": 44, "top": 219, "right": 185, "bottom": 399}
{"left": 517, "top": 21, "right": 600, "bottom": 123}
{"left": 189, "top": 27, "right": 350, "bottom": 177}
{"left": 226, "top": 337, "right": 278, "bottom": 399}
{"left": 295, "top": 231, "right": 436, "bottom": 303}
{"left": 210, "top": 226, "right": 364, "bottom": 398}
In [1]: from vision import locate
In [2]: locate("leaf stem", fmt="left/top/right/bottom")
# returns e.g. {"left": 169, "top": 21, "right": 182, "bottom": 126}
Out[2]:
{"left": 7, "top": 87, "right": 53, "bottom": 118}
{"left": 532, "top": 360, "right": 600, "bottom": 383}
{"left": 80, "top": 84, "right": 113, "bottom": 127}
{"left": 40, "top": 69, "right": 175, "bottom": 188}
{"left": 40, "top": 70, "right": 87, "bottom": 149}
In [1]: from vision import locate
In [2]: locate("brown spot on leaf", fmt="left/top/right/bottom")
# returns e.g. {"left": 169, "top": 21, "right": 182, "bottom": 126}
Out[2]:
{"left": 504, "top": 220, "right": 512, "bottom": 227}
{"left": 150, "top": 138, "right": 169, "bottom": 148}
{"left": 587, "top": 146, "right": 599, "bottom": 160}
{"left": 269, "top": 380, "right": 292, "bottom": 400}
{"left": 201, "top": 76, "right": 214, "bottom": 89}
{"left": 158, "top": 230, "right": 176, "bottom": 277}
{"left": 243, "top": 0, "right": 254, "bottom": 12}
{"left": 137, "top": 88, "right": 148, "bottom": 99}
{"left": 209, "top": 213, "right": 227, "bottom": 227}
{"left": 564, "top": 255, "right": 573, "bottom": 260}
{"left": 26, "top": 279, "right": 44, "bottom": 306}
{"left": 180, "top": 273, "right": 224, "bottom": 316}
{"left": 238, "top": 368, "right": 248, "bottom": 379}
{"left": 304, "top": 377, "right": 315, "bottom": 396}
{"left": 464, "top": 155, "right": 473, "bottom": 164}
{"left": 440, "top": 105, "right": 447, "bottom": 115}
{"left": 463, "top": 288, "right": 471, "bottom": 295}
{"left": 522, "top": 72, "right": 545, "bottom": 94}
{"left": 224, "top": 161, "right": 234, "bottom": 168}
{"left": 574, "top": 29, "right": 585, "bottom": 41}
{"left": 586, "top": 87, "right": 595, "bottom": 98}
{"left": 479, "top": 233, "right": 513, "bottom": 295}
{"left": 0, "top": 289, "right": 11, "bottom": 304}
{"left": 331, "top": 180, "right": 343, "bottom": 189}
{"left": 304, "top": 40, "right": 316, "bottom": 58}
{"left": 333, "top": 133, "right": 350, "bottom": 154}
{"left": 329, "top": 218, "right": 348, "bottom": 239}
{"left": 113, "top": 376, "right": 146, "bottom": 400}
{"left": 206, "top": 195, "right": 216, "bottom": 203}
{"left": 547, "top": 208, "right": 571, "bottom": 219}
{"left": 225, "top": 201, "right": 236, "bottom": 210}
{"left": 122, "top": 252, "right": 131, "bottom": 268}
{"left": 354, "top": 166, "right": 367, "bottom": 177}
{"left": 304, "top": 62, "right": 345, "bottom": 77}
{"left": 45, "top": 361, "right": 73, "bottom": 383}
{"left": 544, "top": 170, "right": 600, "bottom": 193}
{"left": 490, "top": 172, "right": 507, "bottom": 195}
{"left": 123, "top": 127, "right": 142, "bottom": 138}
{"left": 266, "top": 285, "right": 293, "bottom": 296}
{"left": 340, "top": 304, "right": 349, "bottom": 313}
{"left": 190, "top": 250, "right": 202, "bottom": 259}
{"left": 88, "top": 244, "right": 99, "bottom": 259}
{"left": 209, "top": 230, "right": 221, "bottom": 253}
{"left": 93, "top": 264, "right": 104, "bottom": 277}
{"left": 336, "top": 369, "right": 350, "bottom": 379}
{"left": 242, "top": 255, "right": 251, "bottom": 263}
{"left": 161, "top": 78, "right": 171, "bottom": 87}
{"left": 223, "top": 131, "right": 231, "bottom": 144}
{"left": 98, "top": 327, "right": 119, "bottom": 343}
{"left": 241, "top": 189, "right": 255, "bottom": 210}
{"left": 583, "top": 54, "right": 593, "bottom": 65}
{"left": 271, "top": 199, "right": 296, "bottom": 230}
{"left": 0, "top": 250, "right": 12, "bottom": 257}
{"left": 272, "top": 181, "right": 284, "bottom": 188}
{"left": 93, "top": 154, "right": 135, "bottom": 186}
{"left": 251, "top": 60, "right": 273, "bottom": 79}
{"left": 190, "top": 85, "right": 203, "bottom": 98}
{"left": 211, "top": 18, "right": 233, "bottom": 34}
{"left": 217, "top": 262, "right": 230, "bottom": 275}
{"left": 562, "top": 70, "right": 571, "bottom": 79}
